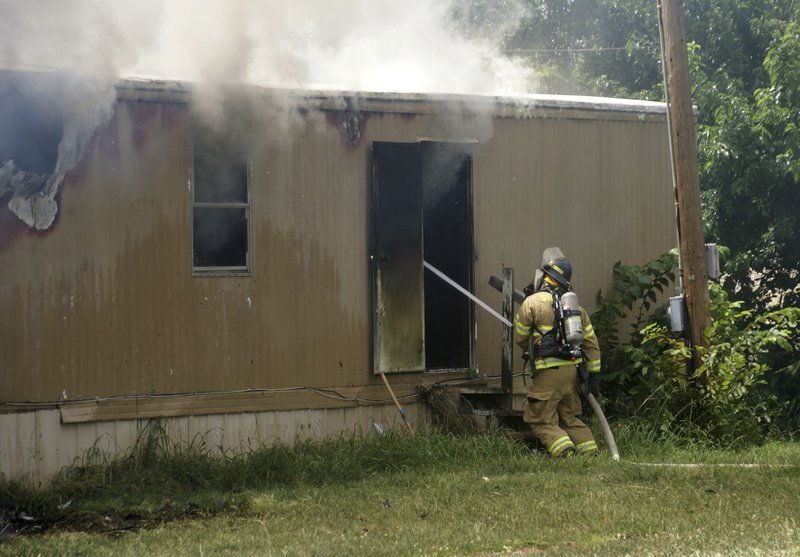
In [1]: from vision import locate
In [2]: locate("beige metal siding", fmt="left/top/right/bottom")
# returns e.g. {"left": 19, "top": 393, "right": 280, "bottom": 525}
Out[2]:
{"left": 1, "top": 100, "right": 193, "bottom": 401}
{"left": 471, "top": 115, "right": 674, "bottom": 375}
{"left": 0, "top": 92, "right": 673, "bottom": 406}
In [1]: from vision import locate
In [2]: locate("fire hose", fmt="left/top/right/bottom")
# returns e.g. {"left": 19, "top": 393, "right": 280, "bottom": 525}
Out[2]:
{"left": 425, "top": 262, "right": 619, "bottom": 460}
{"left": 586, "top": 386, "right": 620, "bottom": 461}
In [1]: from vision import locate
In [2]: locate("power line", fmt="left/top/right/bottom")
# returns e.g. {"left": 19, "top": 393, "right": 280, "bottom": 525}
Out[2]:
{"left": 504, "top": 46, "right": 629, "bottom": 53}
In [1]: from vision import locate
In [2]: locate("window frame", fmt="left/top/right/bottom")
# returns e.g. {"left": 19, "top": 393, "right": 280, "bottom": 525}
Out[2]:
{"left": 190, "top": 133, "right": 253, "bottom": 277}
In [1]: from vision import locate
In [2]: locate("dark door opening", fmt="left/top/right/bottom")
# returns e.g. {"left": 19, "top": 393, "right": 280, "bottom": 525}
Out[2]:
{"left": 371, "top": 141, "right": 474, "bottom": 373}
{"left": 421, "top": 142, "right": 473, "bottom": 370}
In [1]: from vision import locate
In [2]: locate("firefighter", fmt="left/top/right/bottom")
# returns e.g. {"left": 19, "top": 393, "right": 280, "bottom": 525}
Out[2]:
{"left": 514, "top": 252, "right": 602, "bottom": 458}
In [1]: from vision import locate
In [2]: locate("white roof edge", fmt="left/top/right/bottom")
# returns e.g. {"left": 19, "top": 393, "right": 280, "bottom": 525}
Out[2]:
{"left": 117, "top": 76, "right": 668, "bottom": 115}
{"left": 0, "top": 68, "right": 670, "bottom": 114}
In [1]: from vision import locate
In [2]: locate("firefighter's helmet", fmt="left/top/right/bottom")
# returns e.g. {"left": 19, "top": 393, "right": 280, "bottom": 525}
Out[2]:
{"left": 542, "top": 257, "right": 572, "bottom": 289}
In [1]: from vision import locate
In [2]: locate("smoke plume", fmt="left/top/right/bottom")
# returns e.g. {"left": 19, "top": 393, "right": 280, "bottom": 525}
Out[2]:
{"left": 132, "top": 0, "right": 534, "bottom": 94}
{"left": 0, "top": 0, "right": 535, "bottom": 229}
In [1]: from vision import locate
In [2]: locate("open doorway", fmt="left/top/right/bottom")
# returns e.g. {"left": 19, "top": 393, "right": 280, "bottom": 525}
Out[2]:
{"left": 421, "top": 142, "right": 473, "bottom": 369}
{"left": 371, "top": 141, "right": 474, "bottom": 373}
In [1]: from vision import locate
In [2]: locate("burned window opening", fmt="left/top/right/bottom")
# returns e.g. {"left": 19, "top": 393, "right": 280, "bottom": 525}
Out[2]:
{"left": 191, "top": 122, "right": 250, "bottom": 274}
{"left": 0, "top": 71, "right": 64, "bottom": 226}
{"left": 371, "top": 141, "right": 474, "bottom": 374}
{"left": 0, "top": 75, "right": 63, "bottom": 176}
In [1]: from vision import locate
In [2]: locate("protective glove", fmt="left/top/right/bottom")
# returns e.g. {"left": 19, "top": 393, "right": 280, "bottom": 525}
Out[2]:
{"left": 588, "top": 373, "right": 601, "bottom": 399}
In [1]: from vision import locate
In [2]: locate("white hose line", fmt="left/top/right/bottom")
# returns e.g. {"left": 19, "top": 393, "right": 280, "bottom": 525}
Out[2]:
{"left": 587, "top": 392, "right": 620, "bottom": 461}
{"left": 423, "top": 261, "right": 513, "bottom": 327}
{"left": 620, "top": 461, "right": 796, "bottom": 468}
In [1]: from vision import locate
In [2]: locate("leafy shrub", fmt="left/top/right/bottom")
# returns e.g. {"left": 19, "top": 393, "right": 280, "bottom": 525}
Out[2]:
{"left": 591, "top": 250, "right": 678, "bottom": 406}
{"left": 592, "top": 251, "right": 800, "bottom": 447}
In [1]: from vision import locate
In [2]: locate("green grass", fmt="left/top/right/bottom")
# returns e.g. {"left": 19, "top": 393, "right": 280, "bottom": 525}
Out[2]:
{"left": 2, "top": 426, "right": 800, "bottom": 556}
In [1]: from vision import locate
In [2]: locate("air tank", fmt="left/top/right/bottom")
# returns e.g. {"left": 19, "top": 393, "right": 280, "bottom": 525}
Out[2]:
{"left": 560, "top": 291, "right": 583, "bottom": 348}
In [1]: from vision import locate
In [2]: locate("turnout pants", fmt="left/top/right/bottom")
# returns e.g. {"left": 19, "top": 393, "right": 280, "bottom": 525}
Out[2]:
{"left": 523, "top": 364, "right": 598, "bottom": 457}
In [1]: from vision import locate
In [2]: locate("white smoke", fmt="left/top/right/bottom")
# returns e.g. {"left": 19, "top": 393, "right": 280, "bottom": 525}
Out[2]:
{"left": 0, "top": 0, "right": 166, "bottom": 227}
{"left": 1, "top": 0, "right": 534, "bottom": 95}
{"left": 0, "top": 0, "right": 535, "bottom": 228}
{"left": 0, "top": 0, "right": 163, "bottom": 81}
{"left": 134, "top": 0, "right": 535, "bottom": 94}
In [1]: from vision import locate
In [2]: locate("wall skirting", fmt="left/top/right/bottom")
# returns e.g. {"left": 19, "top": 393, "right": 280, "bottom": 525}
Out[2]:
{"left": 0, "top": 403, "right": 430, "bottom": 486}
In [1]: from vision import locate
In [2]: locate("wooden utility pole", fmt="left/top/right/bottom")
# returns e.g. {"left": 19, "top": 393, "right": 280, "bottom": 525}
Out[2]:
{"left": 657, "top": 0, "right": 710, "bottom": 369}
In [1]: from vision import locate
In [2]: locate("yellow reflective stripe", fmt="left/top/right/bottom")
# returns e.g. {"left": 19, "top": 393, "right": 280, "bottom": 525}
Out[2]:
{"left": 576, "top": 440, "right": 598, "bottom": 454}
{"left": 549, "top": 436, "right": 574, "bottom": 456}
{"left": 534, "top": 356, "right": 582, "bottom": 370}
{"left": 514, "top": 316, "right": 531, "bottom": 336}
{"left": 551, "top": 263, "right": 564, "bottom": 275}
{"left": 524, "top": 325, "right": 553, "bottom": 340}
{"left": 534, "top": 357, "right": 565, "bottom": 370}
{"left": 550, "top": 440, "right": 572, "bottom": 455}
{"left": 516, "top": 320, "right": 554, "bottom": 338}
{"left": 586, "top": 359, "right": 601, "bottom": 372}
{"left": 583, "top": 325, "right": 595, "bottom": 339}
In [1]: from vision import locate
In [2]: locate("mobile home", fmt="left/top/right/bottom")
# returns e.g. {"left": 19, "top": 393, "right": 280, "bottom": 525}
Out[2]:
{"left": 0, "top": 71, "right": 675, "bottom": 483}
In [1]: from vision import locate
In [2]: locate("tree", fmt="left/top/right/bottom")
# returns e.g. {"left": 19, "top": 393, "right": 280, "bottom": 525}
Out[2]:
{"left": 454, "top": 1, "right": 799, "bottom": 307}
{"left": 700, "top": 19, "right": 800, "bottom": 308}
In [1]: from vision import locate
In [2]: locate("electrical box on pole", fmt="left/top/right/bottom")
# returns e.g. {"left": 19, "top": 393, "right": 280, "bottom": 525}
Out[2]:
{"left": 657, "top": 0, "right": 711, "bottom": 370}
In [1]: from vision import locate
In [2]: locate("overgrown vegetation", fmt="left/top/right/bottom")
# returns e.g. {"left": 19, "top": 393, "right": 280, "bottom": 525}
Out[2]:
{"left": 591, "top": 250, "right": 678, "bottom": 386}
{"left": 592, "top": 251, "right": 800, "bottom": 447}
{"left": 0, "top": 422, "right": 530, "bottom": 538}
{"left": 2, "top": 427, "right": 800, "bottom": 556}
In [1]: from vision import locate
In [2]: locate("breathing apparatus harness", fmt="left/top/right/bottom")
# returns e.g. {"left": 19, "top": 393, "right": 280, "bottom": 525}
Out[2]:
{"left": 527, "top": 287, "right": 585, "bottom": 370}
{"left": 521, "top": 287, "right": 592, "bottom": 396}
{"left": 521, "top": 254, "right": 588, "bottom": 389}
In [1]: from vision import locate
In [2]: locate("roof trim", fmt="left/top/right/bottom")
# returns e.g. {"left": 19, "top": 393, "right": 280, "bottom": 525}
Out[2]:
{"left": 117, "top": 76, "right": 669, "bottom": 117}
{"left": 0, "top": 68, "right": 674, "bottom": 117}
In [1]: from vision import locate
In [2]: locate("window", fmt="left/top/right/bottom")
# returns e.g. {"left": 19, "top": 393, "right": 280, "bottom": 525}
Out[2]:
{"left": 191, "top": 125, "right": 250, "bottom": 274}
